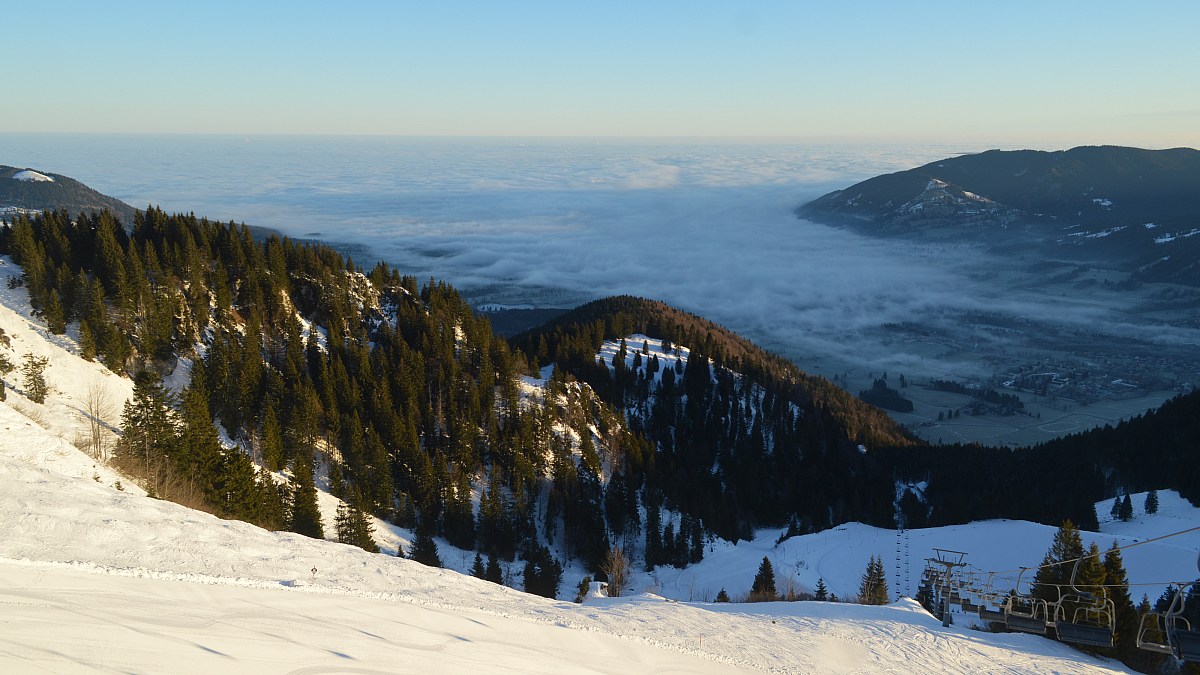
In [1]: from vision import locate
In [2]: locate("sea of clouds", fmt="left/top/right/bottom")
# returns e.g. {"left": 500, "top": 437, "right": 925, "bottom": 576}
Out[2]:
{"left": 5, "top": 134, "right": 1186, "bottom": 379}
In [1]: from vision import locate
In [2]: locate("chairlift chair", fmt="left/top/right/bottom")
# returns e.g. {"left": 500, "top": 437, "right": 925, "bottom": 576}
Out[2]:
{"left": 1004, "top": 568, "right": 1051, "bottom": 635}
{"left": 1138, "top": 581, "right": 1200, "bottom": 663}
{"left": 1053, "top": 557, "right": 1115, "bottom": 648}
{"left": 975, "top": 573, "right": 1008, "bottom": 623}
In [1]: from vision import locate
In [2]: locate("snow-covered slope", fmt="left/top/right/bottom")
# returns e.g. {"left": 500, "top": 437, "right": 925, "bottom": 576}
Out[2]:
{"left": 641, "top": 505, "right": 1198, "bottom": 612}
{"left": 0, "top": 406, "right": 1130, "bottom": 674}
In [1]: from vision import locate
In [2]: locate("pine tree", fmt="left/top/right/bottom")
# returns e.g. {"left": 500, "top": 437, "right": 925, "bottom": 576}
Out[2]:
{"left": 715, "top": 588, "right": 730, "bottom": 603}
{"left": 1144, "top": 490, "right": 1159, "bottom": 515}
{"left": 335, "top": 488, "right": 379, "bottom": 553}
{"left": 815, "top": 577, "right": 828, "bottom": 601}
{"left": 749, "top": 556, "right": 777, "bottom": 602}
{"left": 260, "top": 402, "right": 285, "bottom": 471}
{"left": 78, "top": 321, "right": 97, "bottom": 361}
{"left": 1119, "top": 493, "right": 1133, "bottom": 521}
{"left": 0, "top": 349, "right": 13, "bottom": 401}
{"left": 1102, "top": 541, "right": 1137, "bottom": 665}
{"left": 410, "top": 528, "right": 442, "bottom": 568}
{"left": 523, "top": 545, "right": 563, "bottom": 598}
{"left": 1109, "top": 496, "right": 1121, "bottom": 520}
{"left": 573, "top": 576, "right": 592, "bottom": 603}
{"left": 41, "top": 291, "right": 66, "bottom": 334}
{"left": 858, "top": 555, "right": 889, "bottom": 605}
{"left": 21, "top": 353, "right": 49, "bottom": 403}
{"left": 471, "top": 552, "right": 486, "bottom": 579}
{"left": 288, "top": 449, "right": 324, "bottom": 539}
{"left": 117, "top": 370, "right": 178, "bottom": 469}
{"left": 1033, "top": 520, "right": 1085, "bottom": 604}
{"left": 485, "top": 555, "right": 503, "bottom": 584}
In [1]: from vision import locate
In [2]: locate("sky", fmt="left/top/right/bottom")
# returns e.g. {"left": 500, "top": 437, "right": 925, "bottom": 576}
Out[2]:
{"left": 3, "top": 0, "right": 1199, "bottom": 146}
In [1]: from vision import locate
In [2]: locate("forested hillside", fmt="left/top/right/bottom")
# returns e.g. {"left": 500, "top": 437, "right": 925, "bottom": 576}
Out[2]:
{"left": 514, "top": 296, "right": 915, "bottom": 542}
{"left": 0, "top": 207, "right": 655, "bottom": 581}
{"left": 881, "top": 389, "right": 1200, "bottom": 531}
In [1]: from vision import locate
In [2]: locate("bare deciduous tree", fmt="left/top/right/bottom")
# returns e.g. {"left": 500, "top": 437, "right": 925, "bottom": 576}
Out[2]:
{"left": 600, "top": 545, "right": 632, "bottom": 598}
{"left": 81, "top": 382, "right": 115, "bottom": 461}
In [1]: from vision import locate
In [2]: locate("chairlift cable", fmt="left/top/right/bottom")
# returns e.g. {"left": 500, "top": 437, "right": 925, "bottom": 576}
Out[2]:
{"left": 988, "top": 525, "right": 1200, "bottom": 577}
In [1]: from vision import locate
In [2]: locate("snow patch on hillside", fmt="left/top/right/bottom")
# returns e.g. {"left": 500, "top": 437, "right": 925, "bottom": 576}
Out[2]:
{"left": 11, "top": 169, "right": 54, "bottom": 182}
{"left": 598, "top": 333, "right": 690, "bottom": 385}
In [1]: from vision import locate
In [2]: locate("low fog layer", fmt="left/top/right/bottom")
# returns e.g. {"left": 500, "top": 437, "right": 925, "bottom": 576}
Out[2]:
{"left": 6, "top": 135, "right": 1194, "bottom": 382}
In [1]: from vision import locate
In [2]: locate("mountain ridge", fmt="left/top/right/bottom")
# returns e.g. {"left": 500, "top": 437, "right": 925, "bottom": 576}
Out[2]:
{"left": 1, "top": 164, "right": 139, "bottom": 225}
{"left": 797, "top": 145, "right": 1200, "bottom": 284}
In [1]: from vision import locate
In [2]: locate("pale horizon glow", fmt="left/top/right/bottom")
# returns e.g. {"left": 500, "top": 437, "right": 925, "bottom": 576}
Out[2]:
{"left": 1, "top": 1, "right": 1198, "bottom": 148}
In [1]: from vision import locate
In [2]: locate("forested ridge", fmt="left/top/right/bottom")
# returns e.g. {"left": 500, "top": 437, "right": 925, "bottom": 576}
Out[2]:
{"left": 514, "top": 296, "right": 915, "bottom": 542}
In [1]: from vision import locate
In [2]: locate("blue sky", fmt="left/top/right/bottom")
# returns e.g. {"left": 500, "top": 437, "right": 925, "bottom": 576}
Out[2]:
{"left": 3, "top": 0, "right": 1198, "bottom": 146}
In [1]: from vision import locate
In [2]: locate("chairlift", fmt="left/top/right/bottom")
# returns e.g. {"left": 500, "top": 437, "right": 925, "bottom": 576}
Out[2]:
{"left": 975, "top": 572, "right": 1008, "bottom": 623}
{"left": 1004, "top": 568, "right": 1051, "bottom": 635}
{"left": 1053, "top": 555, "right": 1115, "bottom": 648}
{"left": 1138, "top": 580, "right": 1200, "bottom": 663}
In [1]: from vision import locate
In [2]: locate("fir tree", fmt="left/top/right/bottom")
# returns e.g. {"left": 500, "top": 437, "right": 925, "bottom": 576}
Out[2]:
{"left": 410, "top": 528, "right": 442, "bottom": 568}
{"left": 815, "top": 577, "right": 828, "bottom": 601}
{"left": 41, "top": 291, "right": 66, "bottom": 334}
{"left": 0, "top": 349, "right": 13, "bottom": 401}
{"left": 574, "top": 575, "right": 592, "bottom": 603}
{"left": 335, "top": 488, "right": 379, "bottom": 553}
{"left": 1144, "top": 490, "right": 1159, "bottom": 515}
{"left": 1101, "top": 541, "right": 1137, "bottom": 665}
{"left": 715, "top": 588, "right": 730, "bottom": 603}
{"left": 1033, "top": 520, "right": 1085, "bottom": 605}
{"left": 288, "top": 449, "right": 324, "bottom": 539}
{"left": 21, "top": 353, "right": 49, "bottom": 404}
{"left": 78, "top": 321, "right": 97, "bottom": 362}
{"left": 485, "top": 555, "right": 503, "bottom": 584}
{"left": 471, "top": 552, "right": 486, "bottom": 579}
{"left": 523, "top": 545, "right": 563, "bottom": 599}
{"left": 858, "top": 555, "right": 889, "bottom": 605}
{"left": 1119, "top": 493, "right": 1133, "bottom": 521}
{"left": 749, "top": 556, "right": 777, "bottom": 602}
{"left": 260, "top": 402, "right": 285, "bottom": 472}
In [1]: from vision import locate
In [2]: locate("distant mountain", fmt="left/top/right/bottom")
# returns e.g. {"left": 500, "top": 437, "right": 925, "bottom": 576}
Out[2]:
{"left": 1, "top": 165, "right": 138, "bottom": 225}
{"left": 798, "top": 146, "right": 1200, "bottom": 285}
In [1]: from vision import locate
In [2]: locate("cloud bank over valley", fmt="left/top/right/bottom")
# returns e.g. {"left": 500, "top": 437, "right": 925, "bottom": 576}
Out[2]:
{"left": 5, "top": 135, "right": 1196, "bottom": 390}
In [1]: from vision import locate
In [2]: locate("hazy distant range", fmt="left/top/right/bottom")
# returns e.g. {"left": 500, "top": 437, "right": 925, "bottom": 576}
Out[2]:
{"left": 5, "top": 134, "right": 1164, "bottom": 389}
